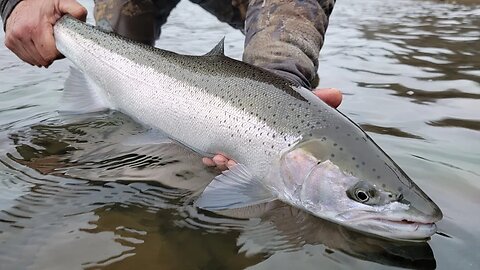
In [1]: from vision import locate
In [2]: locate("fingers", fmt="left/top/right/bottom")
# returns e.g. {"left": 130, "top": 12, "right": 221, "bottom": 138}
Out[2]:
{"left": 212, "top": 155, "right": 229, "bottom": 171}
{"left": 34, "top": 24, "right": 61, "bottom": 66}
{"left": 202, "top": 155, "right": 237, "bottom": 171}
{"left": 7, "top": 39, "right": 35, "bottom": 66}
{"left": 27, "top": 39, "right": 50, "bottom": 66}
{"left": 202, "top": 157, "right": 216, "bottom": 167}
{"left": 6, "top": 26, "right": 55, "bottom": 67}
{"left": 226, "top": 159, "right": 237, "bottom": 168}
{"left": 5, "top": 30, "right": 39, "bottom": 66}
{"left": 313, "top": 87, "right": 343, "bottom": 108}
{"left": 58, "top": 0, "right": 88, "bottom": 21}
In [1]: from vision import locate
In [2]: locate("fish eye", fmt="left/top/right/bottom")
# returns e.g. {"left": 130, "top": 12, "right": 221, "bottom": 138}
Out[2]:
{"left": 355, "top": 189, "right": 369, "bottom": 202}
{"left": 347, "top": 181, "right": 379, "bottom": 205}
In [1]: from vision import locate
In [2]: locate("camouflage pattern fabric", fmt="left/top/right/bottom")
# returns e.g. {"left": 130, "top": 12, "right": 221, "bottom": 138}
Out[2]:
{"left": 93, "top": 0, "right": 335, "bottom": 88}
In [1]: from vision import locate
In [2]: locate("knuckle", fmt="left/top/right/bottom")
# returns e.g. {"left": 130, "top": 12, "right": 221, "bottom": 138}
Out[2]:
{"left": 13, "top": 25, "right": 30, "bottom": 40}
{"left": 39, "top": 56, "right": 50, "bottom": 66}
{"left": 9, "top": 30, "right": 21, "bottom": 40}
{"left": 4, "top": 37, "right": 13, "bottom": 49}
{"left": 80, "top": 6, "right": 88, "bottom": 15}
{"left": 43, "top": 48, "right": 59, "bottom": 62}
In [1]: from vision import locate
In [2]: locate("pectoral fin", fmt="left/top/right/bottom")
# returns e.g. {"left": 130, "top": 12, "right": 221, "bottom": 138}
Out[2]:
{"left": 195, "top": 164, "right": 276, "bottom": 211}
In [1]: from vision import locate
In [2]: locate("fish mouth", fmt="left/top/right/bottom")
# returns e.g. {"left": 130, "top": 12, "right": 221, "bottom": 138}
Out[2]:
{"left": 348, "top": 216, "right": 437, "bottom": 240}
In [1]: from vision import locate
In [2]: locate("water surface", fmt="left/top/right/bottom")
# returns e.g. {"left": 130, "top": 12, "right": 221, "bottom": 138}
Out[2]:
{"left": 0, "top": 0, "right": 479, "bottom": 269}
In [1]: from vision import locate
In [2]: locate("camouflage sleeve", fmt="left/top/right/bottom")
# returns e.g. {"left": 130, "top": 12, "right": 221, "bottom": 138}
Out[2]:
{"left": 189, "top": 0, "right": 247, "bottom": 31}
{"left": 0, "top": 0, "right": 22, "bottom": 30}
{"left": 243, "top": 0, "right": 335, "bottom": 89}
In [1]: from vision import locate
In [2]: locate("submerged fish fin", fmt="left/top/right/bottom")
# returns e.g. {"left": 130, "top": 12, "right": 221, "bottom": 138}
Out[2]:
{"left": 195, "top": 164, "right": 275, "bottom": 210}
{"left": 204, "top": 37, "right": 225, "bottom": 56}
{"left": 122, "top": 129, "right": 173, "bottom": 146}
{"left": 60, "top": 66, "right": 109, "bottom": 114}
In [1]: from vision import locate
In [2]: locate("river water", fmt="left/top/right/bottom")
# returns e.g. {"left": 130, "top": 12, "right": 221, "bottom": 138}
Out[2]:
{"left": 0, "top": 0, "right": 479, "bottom": 269}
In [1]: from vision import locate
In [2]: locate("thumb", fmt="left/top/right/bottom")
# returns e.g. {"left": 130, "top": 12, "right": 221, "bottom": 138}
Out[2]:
{"left": 58, "top": 0, "right": 88, "bottom": 21}
{"left": 313, "top": 88, "right": 343, "bottom": 108}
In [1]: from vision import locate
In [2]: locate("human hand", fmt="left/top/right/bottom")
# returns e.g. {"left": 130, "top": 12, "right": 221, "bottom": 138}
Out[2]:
{"left": 202, "top": 87, "right": 343, "bottom": 171}
{"left": 4, "top": 0, "right": 87, "bottom": 67}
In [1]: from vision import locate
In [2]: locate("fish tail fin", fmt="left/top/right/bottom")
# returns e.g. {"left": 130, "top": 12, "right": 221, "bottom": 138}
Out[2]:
{"left": 59, "top": 66, "right": 110, "bottom": 114}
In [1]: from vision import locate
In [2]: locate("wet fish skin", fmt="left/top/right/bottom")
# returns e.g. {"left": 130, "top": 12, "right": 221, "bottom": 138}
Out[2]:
{"left": 53, "top": 15, "right": 442, "bottom": 240}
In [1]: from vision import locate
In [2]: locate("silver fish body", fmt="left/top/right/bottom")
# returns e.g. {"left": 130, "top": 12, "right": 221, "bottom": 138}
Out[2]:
{"left": 54, "top": 16, "right": 442, "bottom": 240}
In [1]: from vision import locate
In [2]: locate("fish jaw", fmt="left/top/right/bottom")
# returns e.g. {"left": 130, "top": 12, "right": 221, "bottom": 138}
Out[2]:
{"left": 345, "top": 215, "right": 438, "bottom": 240}
{"left": 334, "top": 201, "right": 441, "bottom": 240}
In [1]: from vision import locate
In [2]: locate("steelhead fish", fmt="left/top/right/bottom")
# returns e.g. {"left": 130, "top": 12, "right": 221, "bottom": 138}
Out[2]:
{"left": 53, "top": 15, "right": 442, "bottom": 240}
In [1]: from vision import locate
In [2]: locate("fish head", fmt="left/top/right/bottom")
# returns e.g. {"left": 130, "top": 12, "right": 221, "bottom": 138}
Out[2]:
{"left": 278, "top": 137, "right": 442, "bottom": 240}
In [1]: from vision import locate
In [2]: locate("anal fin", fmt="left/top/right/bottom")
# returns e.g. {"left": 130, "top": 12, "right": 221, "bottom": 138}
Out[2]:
{"left": 195, "top": 164, "right": 276, "bottom": 211}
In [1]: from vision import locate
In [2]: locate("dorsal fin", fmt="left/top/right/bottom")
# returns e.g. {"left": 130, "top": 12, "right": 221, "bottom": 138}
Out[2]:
{"left": 204, "top": 37, "right": 225, "bottom": 56}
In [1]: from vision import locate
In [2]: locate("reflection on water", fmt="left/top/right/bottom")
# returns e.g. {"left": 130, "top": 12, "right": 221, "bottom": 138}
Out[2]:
{"left": 0, "top": 115, "right": 437, "bottom": 269}
{"left": 428, "top": 118, "right": 480, "bottom": 131}
{"left": 0, "top": 0, "right": 479, "bottom": 269}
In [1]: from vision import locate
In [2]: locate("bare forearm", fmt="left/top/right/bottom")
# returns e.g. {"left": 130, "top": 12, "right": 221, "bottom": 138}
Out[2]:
{"left": 243, "top": 0, "right": 335, "bottom": 89}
